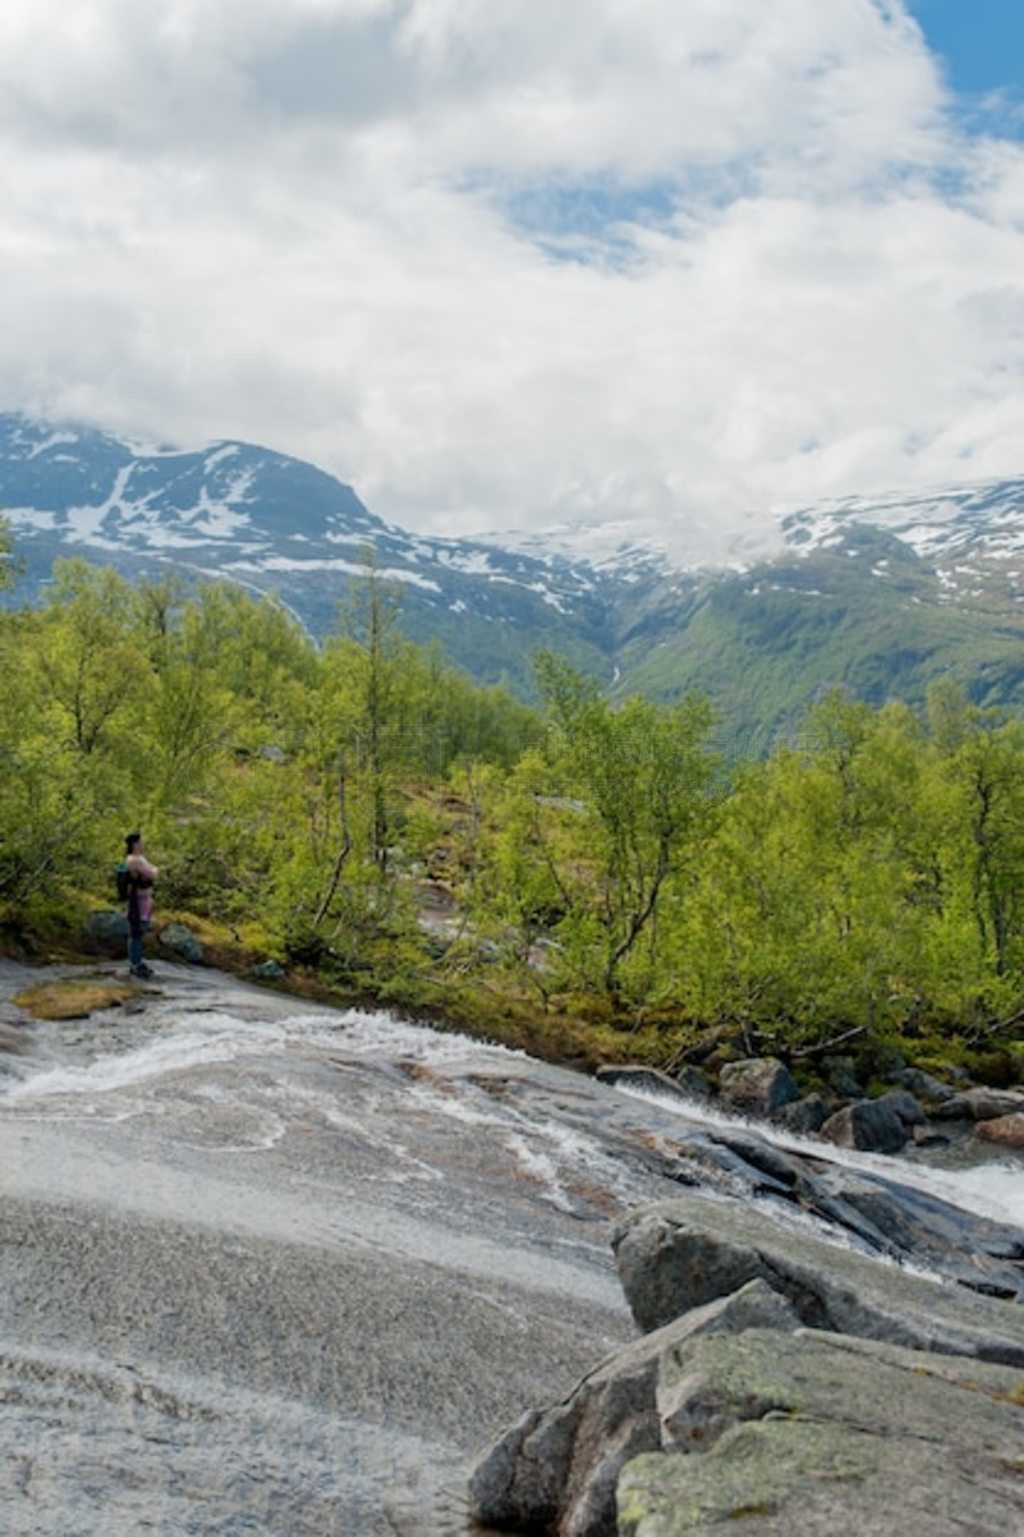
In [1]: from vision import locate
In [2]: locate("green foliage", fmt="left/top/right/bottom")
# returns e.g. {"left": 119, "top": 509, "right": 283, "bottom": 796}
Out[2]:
{"left": 0, "top": 516, "right": 16, "bottom": 591}
{"left": 5, "top": 554, "right": 1024, "bottom": 1070}
{"left": 493, "top": 654, "right": 720, "bottom": 1004}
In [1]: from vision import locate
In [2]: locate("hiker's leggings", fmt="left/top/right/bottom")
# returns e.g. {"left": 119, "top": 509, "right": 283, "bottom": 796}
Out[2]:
{"left": 128, "top": 922, "right": 150, "bottom": 969}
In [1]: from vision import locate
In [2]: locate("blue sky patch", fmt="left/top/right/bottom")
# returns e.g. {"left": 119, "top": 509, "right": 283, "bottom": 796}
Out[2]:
{"left": 906, "top": 0, "right": 1024, "bottom": 134}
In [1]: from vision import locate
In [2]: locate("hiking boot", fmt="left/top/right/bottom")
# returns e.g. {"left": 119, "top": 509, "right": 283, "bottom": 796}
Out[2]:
{"left": 130, "top": 963, "right": 154, "bottom": 979}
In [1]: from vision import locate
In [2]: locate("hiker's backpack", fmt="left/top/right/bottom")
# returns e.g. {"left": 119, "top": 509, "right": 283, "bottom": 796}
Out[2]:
{"left": 115, "top": 862, "right": 132, "bottom": 901}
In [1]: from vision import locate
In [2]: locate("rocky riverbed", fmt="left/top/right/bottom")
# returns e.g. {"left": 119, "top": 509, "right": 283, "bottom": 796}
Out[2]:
{"left": 0, "top": 958, "right": 1021, "bottom": 1534}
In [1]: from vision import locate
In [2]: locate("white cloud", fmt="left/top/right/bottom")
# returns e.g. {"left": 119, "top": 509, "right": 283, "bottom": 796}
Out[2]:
{"left": 0, "top": 0, "right": 1022, "bottom": 563}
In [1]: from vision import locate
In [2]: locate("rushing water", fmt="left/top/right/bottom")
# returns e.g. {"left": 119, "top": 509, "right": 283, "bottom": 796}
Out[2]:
{"left": 611, "top": 1082, "right": 1024, "bottom": 1230}
{"left": 0, "top": 962, "right": 1020, "bottom": 1534}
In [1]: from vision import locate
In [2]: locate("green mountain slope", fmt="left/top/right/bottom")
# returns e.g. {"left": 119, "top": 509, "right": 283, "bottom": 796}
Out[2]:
{"left": 614, "top": 525, "right": 1024, "bottom": 754}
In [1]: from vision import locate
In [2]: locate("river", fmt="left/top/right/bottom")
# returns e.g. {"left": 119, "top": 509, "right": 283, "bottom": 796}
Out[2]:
{"left": 0, "top": 961, "right": 1020, "bottom": 1534}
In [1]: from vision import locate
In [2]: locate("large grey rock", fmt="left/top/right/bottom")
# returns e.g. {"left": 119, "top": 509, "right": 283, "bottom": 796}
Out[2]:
{"left": 611, "top": 1197, "right": 1024, "bottom": 1357}
{"left": 718, "top": 1059, "right": 799, "bottom": 1117}
{"left": 891, "top": 1065, "right": 955, "bottom": 1103}
{"left": 819, "top": 1098, "right": 908, "bottom": 1153}
{"left": 655, "top": 1287, "right": 799, "bottom": 1448}
{"left": 933, "top": 1086, "right": 1024, "bottom": 1121}
{"left": 876, "top": 1088, "right": 926, "bottom": 1127}
{"left": 83, "top": 910, "right": 129, "bottom": 946}
{"left": 468, "top": 1281, "right": 798, "bottom": 1537}
{"left": 618, "top": 1329, "right": 1024, "bottom": 1535}
{"left": 773, "top": 1094, "right": 829, "bottom": 1135}
{"left": 157, "top": 923, "right": 204, "bottom": 964}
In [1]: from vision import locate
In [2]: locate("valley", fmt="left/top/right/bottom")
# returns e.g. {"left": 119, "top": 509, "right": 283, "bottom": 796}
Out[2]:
{"left": 5, "top": 412, "right": 1024, "bottom": 749}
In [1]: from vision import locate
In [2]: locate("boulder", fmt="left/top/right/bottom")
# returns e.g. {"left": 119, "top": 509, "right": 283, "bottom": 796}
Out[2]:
{"left": 819, "top": 1098, "right": 909, "bottom": 1154}
{"left": 613, "top": 1219, "right": 766, "bottom": 1332}
{"left": 610, "top": 1198, "right": 1024, "bottom": 1354}
{"left": 976, "top": 1112, "right": 1024, "bottom": 1149}
{"left": 822, "top": 1054, "right": 863, "bottom": 1098}
{"left": 718, "top": 1058, "right": 799, "bottom": 1117}
{"left": 157, "top": 923, "right": 204, "bottom": 965}
{"left": 468, "top": 1281, "right": 798, "bottom": 1537}
{"left": 890, "top": 1066, "right": 955, "bottom": 1103}
{"left": 618, "top": 1330, "right": 1024, "bottom": 1536}
{"left": 655, "top": 1286, "right": 799, "bottom": 1448}
{"left": 876, "top": 1088, "right": 926, "bottom": 1127}
{"left": 933, "top": 1086, "right": 1024, "bottom": 1122}
{"left": 250, "top": 959, "right": 285, "bottom": 982}
{"left": 82, "top": 910, "right": 129, "bottom": 947}
{"left": 773, "top": 1093, "right": 829, "bottom": 1135}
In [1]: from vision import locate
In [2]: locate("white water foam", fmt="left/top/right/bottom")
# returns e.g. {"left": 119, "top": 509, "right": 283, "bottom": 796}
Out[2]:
{"left": 613, "top": 1084, "right": 1024, "bottom": 1230}
{"left": 927, "top": 1158, "right": 1024, "bottom": 1230}
{"left": 0, "top": 1003, "right": 516, "bottom": 1108}
{"left": 0, "top": 1013, "right": 290, "bottom": 1109}
{"left": 317, "top": 1008, "right": 528, "bottom": 1071}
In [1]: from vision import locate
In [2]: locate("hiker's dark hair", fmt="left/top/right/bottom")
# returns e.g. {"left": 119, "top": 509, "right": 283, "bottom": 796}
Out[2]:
{"left": 125, "top": 832, "right": 142, "bottom": 854}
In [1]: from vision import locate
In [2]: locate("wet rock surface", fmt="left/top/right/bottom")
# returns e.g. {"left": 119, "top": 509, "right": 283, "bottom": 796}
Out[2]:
{"left": 1, "top": 959, "right": 1021, "bottom": 1534}
{"left": 0, "top": 962, "right": 636, "bottom": 1534}
{"left": 611, "top": 1197, "right": 1024, "bottom": 1352}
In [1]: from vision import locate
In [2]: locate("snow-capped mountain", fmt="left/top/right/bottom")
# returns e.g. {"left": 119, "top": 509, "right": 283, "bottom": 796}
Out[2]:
{"left": 781, "top": 479, "right": 1024, "bottom": 607}
{"left": 5, "top": 409, "right": 1024, "bottom": 745}
{"left": 0, "top": 412, "right": 639, "bottom": 688}
{"left": 475, "top": 517, "right": 670, "bottom": 581}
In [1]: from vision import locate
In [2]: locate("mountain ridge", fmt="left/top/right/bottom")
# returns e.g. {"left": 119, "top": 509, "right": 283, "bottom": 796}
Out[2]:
{"left": 4, "top": 410, "right": 1024, "bottom": 749}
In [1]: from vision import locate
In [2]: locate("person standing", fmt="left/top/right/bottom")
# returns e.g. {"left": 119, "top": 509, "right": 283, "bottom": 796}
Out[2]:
{"left": 124, "top": 831, "right": 158, "bottom": 978}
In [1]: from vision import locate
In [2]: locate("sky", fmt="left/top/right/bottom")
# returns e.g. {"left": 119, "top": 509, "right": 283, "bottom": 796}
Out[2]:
{"left": 2, "top": 0, "right": 1024, "bottom": 563}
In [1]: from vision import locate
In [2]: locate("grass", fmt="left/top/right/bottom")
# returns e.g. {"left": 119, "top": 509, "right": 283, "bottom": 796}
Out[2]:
{"left": 13, "top": 977, "right": 141, "bottom": 1020}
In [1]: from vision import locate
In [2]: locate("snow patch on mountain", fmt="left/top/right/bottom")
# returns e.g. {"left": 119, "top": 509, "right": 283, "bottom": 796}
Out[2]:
{"left": 23, "top": 431, "right": 78, "bottom": 460}
{"left": 3, "top": 506, "right": 57, "bottom": 531}
{"left": 233, "top": 555, "right": 442, "bottom": 594}
{"left": 477, "top": 516, "right": 669, "bottom": 576}
{"left": 781, "top": 477, "right": 1024, "bottom": 569}
{"left": 6, "top": 410, "right": 1024, "bottom": 659}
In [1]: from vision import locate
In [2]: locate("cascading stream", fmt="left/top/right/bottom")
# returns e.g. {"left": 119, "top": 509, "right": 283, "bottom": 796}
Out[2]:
{"left": 0, "top": 962, "right": 1020, "bottom": 1534}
